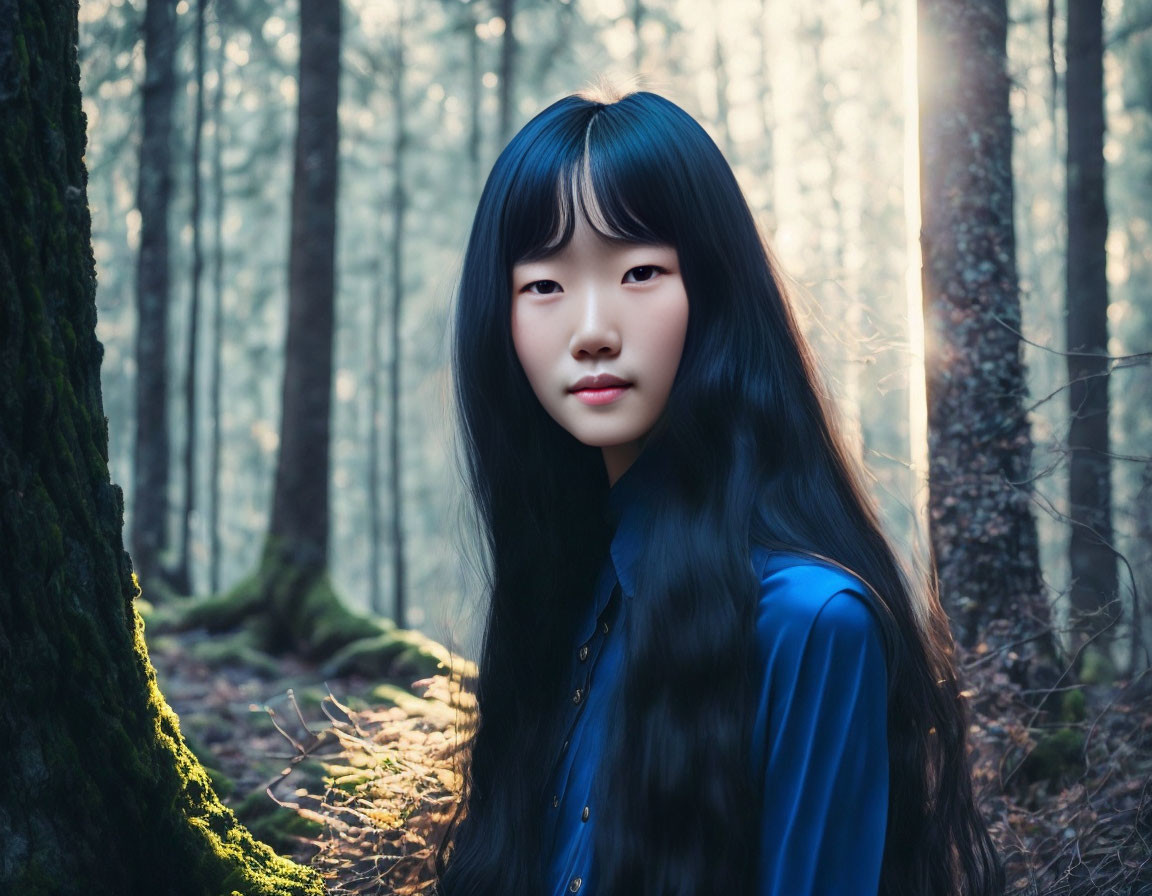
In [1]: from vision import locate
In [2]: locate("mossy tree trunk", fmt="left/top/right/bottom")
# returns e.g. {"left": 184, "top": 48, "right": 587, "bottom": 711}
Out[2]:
{"left": 917, "top": 0, "right": 1059, "bottom": 674}
{"left": 0, "top": 2, "right": 324, "bottom": 893}
{"left": 1066, "top": 0, "right": 1117, "bottom": 673}
{"left": 130, "top": 0, "right": 176, "bottom": 595}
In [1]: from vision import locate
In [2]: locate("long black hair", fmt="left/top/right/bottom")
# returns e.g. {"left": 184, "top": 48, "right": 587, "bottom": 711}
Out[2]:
{"left": 435, "top": 89, "right": 1002, "bottom": 896}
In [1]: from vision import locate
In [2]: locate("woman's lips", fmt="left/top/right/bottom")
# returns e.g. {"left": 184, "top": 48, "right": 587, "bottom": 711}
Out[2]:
{"left": 572, "top": 385, "right": 630, "bottom": 406}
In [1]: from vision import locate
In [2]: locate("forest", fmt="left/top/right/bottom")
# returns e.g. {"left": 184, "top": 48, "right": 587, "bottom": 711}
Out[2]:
{"left": 1, "top": 0, "right": 1150, "bottom": 892}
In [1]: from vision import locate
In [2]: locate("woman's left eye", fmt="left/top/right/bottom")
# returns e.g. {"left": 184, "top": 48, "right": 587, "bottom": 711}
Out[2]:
{"left": 623, "top": 265, "right": 663, "bottom": 283}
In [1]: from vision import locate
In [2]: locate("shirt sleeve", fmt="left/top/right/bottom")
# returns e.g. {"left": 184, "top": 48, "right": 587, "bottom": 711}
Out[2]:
{"left": 754, "top": 587, "right": 889, "bottom": 896}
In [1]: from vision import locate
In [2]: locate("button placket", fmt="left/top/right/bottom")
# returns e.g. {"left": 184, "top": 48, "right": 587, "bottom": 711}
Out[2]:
{"left": 547, "top": 581, "right": 622, "bottom": 812}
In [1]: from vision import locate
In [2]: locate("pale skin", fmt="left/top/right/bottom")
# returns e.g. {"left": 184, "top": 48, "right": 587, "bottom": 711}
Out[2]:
{"left": 510, "top": 215, "right": 690, "bottom": 486}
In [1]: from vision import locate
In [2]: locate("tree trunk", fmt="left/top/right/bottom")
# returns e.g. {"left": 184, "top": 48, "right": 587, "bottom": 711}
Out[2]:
{"left": 632, "top": 0, "right": 644, "bottom": 71}
{"left": 209, "top": 1, "right": 225, "bottom": 595}
{"left": 756, "top": 0, "right": 777, "bottom": 237}
{"left": 468, "top": 1, "right": 482, "bottom": 197}
{"left": 268, "top": 0, "right": 341, "bottom": 576}
{"left": 172, "top": 0, "right": 209, "bottom": 597}
{"left": 806, "top": 15, "right": 862, "bottom": 464}
{"left": 389, "top": 14, "right": 408, "bottom": 629}
{"left": 131, "top": 0, "right": 176, "bottom": 595}
{"left": 1066, "top": 0, "right": 1117, "bottom": 673}
{"left": 917, "top": 0, "right": 1057, "bottom": 670}
{"left": 713, "top": 30, "right": 732, "bottom": 156}
{"left": 0, "top": 3, "right": 323, "bottom": 891}
{"left": 369, "top": 244, "right": 384, "bottom": 615}
{"left": 498, "top": 0, "right": 516, "bottom": 144}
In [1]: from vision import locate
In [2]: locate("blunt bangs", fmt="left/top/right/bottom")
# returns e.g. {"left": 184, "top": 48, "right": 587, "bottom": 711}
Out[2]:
{"left": 498, "top": 94, "right": 701, "bottom": 268}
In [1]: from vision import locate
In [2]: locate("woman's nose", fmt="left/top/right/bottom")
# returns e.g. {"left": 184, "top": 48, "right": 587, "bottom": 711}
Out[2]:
{"left": 568, "top": 290, "right": 621, "bottom": 359}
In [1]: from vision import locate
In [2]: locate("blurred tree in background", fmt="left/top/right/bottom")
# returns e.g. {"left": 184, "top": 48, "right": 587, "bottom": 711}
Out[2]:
{"left": 130, "top": 0, "right": 177, "bottom": 594}
{"left": 1065, "top": 0, "right": 1117, "bottom": 678}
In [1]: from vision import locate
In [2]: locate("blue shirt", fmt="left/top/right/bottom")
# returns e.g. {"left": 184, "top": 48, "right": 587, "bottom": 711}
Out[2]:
{"left": 540, "top": 454, "right": 889, "bottom": 896}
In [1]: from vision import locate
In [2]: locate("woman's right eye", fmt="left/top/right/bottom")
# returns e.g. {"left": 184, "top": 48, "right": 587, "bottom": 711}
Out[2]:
{"left": 521, "top": 279, "right": 562, "bottom": 295}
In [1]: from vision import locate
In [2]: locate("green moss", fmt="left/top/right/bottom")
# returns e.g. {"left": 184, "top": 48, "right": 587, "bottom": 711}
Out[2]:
{"left": 230, "top": 762, "right": 327, "bottom": 856}
{"left": 1060, "top": 688, "right": 1087, "bottom": 723}
{"left": 1020, "top": 727, "right": 1086, "bottom": 786}
{"left": 130, "top": 608, "right": 326, "bottom": 894}
{"left": 1079, "top": 646, "right": 1117, "bottom": 684}
{"left": 187, "top": 630, "right": 284, "bottom": 679}
{"left": 319, "top": 627, "right": 450, "bottom": 680}
{"left": 160, "top": 534, "right": 459, "bottom": 686}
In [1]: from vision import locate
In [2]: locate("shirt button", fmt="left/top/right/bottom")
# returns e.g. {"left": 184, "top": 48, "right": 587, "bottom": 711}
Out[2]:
{"left": 581, "top": 805, "right": 590, "bottom": 822}
{"left": 569, "top": 878, "right": 582, "bottom": 893}
{"left": 572, "top": 688, "right": 583, "bottom": 704}
{"left": 552, "top": 794, "right": 559, "bottom": 808}
{"left": 578, "top": 644, "right": 589, "bottom": 661}
{"left": 601, "top": 620, "right": 609, "bottom": 634}
{"left": 562, "top": 739, "right": 569, "bottom": 752}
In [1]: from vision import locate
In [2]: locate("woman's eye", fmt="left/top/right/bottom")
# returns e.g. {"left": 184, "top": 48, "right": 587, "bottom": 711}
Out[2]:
{"left": 522, "top": 279, "right": 562, "bottom": 295}
{"left": 623, "top": 265, "right": 663, "bottom": 283}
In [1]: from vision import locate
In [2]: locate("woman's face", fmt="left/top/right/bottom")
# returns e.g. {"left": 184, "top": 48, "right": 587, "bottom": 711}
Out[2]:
{"left": 511, "top": 214, "right": 689, "bottom": 484}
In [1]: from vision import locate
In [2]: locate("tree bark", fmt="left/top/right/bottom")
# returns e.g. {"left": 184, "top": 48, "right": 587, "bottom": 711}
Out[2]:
{"left": 130, "top": 0, "right": 176, "bottom": 594}
{"left": 1066, "top": 0, "right": 1117, "bottom": 669}
{"left": 0, "top": 3, "right": 323, "bottom": 891}
{"left": 917, "top": 0, "right": 1057, "bottom": 669}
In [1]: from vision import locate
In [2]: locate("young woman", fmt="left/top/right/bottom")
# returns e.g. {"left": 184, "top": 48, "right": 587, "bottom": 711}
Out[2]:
{"left": 434, "top": 88, "right": 1002, "bottom": 896}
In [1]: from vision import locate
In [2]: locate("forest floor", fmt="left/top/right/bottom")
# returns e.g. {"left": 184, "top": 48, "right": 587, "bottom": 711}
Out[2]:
{"left": 148, "top": 627, "right": 1152, "bottom": 896}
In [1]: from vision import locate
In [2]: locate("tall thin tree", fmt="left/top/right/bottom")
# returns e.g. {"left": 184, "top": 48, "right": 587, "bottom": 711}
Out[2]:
{"left": 209, "top": 2, "right": 226, "bottom": 595}
{"left": 498, "top": 0, "right": 516, "bottom": 144}
{"left": 0, "top": 4, "right": 323, "bottom": 890}
{"left": 917, "top": 0, "right": 1058, "bottom": 672}
{"left": 756, "top": 0, "right": 778, "bottom": 236}
{"left": 632, "top": 0, "right": 644, "bottom": 71}
{"left": 131, "top": 0, "right": 177, "bottom": 594}
{"left": 468, "top": 0, "right": 483, "bottom": 197}
{"left": 369, "top": 228, "right": 384, "bottom": 615}
{"left": 172, "top": 0, "right": 210, "bottom": 596}
{"left": 1066, "top": 0, "right": 1117, "bottom": 672}
{"left": 388, "top": 10, "right": 409, "bottom": 628}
